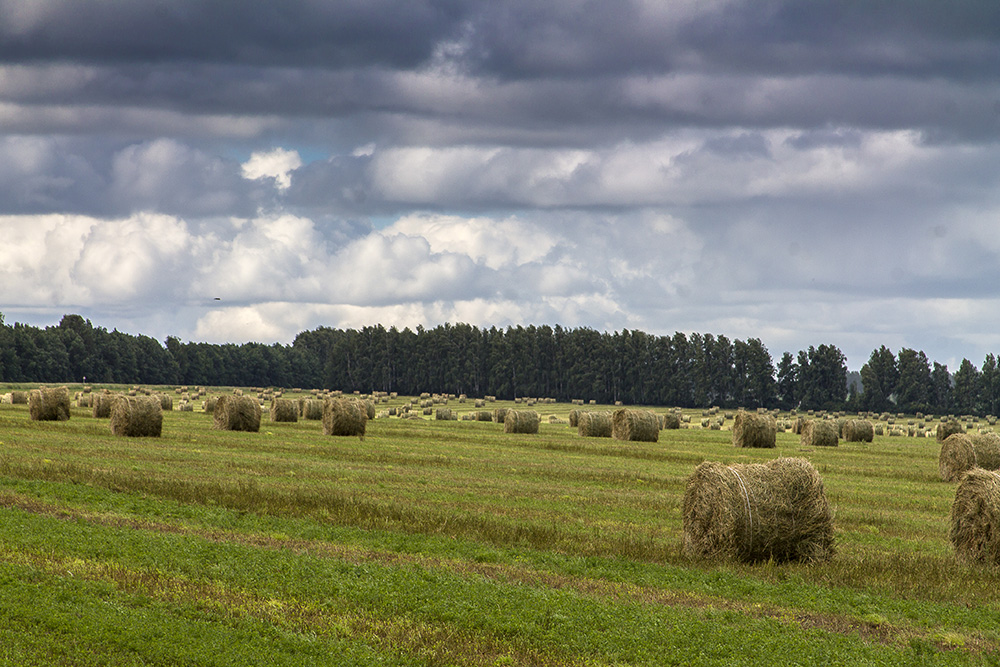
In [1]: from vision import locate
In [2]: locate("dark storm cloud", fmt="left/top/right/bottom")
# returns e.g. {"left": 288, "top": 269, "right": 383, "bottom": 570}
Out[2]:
{"left": 0, "top": 0, "right": 464, "bottom": 68}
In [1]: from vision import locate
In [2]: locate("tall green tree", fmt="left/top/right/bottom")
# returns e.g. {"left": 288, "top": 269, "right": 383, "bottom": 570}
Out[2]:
{"left": 895, "top": 348, "right": 932, "bottom": 414}
{"left": 951, "top": 358, "right": 980, "bottom": 416}
{"left": 859, "top": 345, "right": 898, "bottom": 412}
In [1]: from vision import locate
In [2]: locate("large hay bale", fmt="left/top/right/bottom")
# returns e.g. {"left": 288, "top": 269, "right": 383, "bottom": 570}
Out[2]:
{"left": 732, "top": 411, "right": 776, "bottom": 448}
{"left": 203, "top": 396, "right": 218, "bottom": 413}
{"left": 504, "top": 410, "right": 540, "bottom": 434}
{"left": 28, "top": 387, "right": 71, "bottom": 421}
{"left": 939, "top": 432, "right": 1000, "bottom": 482}
{"left": 322, "top": 397, "right": 367, "bottom": 438}
{"left": 155, "top": 394, "right": 173, "bottom": 411}
{"left": 213, "top": 395, "right": 261, "bottom": 432}
{"left": 842, "top": 419, "right": 875, "bottom": 443}
{"left": 568, "top": 409, "right": 582, "bottom": 428}
{"left": 270, "top": 398, "right": 298, "bottom": 423}
{"left": 800, "top": 419, "right": 839, "bottom": 447}
{"left": 109, "top": 395, "right": 163, "bottom": 437}
{"left": 492, "top": 407, "right": 509, "bottom": 424}
{"left": 473, "top": 410, "right": 492, "bottom": 422}
{"left": 611, "top": 409, "right": 659, "bottom": 442}
{"left": 950, "top": 468, "right": 1000, "bottom": 564}
{"left": 938, "top": 420, "right": 965, "bottom": 442}
{"left": 578, "top": 411, "right": 612, "bottom": 438}
{"left": 682, "top": 458, "right": 835, "bottom": 563}
{"left": 10, "top": 390, "right": 28, "bottom": 405}
{"left": 435, "top": 407, "right": 455, "bottom": 421}
{"left": 661, "top": 412, "right": 681, "bottom": 430}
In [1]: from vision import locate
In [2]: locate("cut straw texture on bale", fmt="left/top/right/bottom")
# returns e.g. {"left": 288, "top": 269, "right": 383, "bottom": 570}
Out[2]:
{"left": 732, "top": 411, "right": 776, "bottom": 448}
{"left": 322, "top": 398, "right": 367, "bottom": 438}
{"left": 682, "top": 458, "right": 835, "bottom": 563}
{"left": 213, "top": 395, "right": 261, "bottom": 432}
{"left": 951, "top": 468, "right": 1000, "bottom": 564}
{"left": 28, "top": 387, "right": 71, "bottom": 421}
{"left": 109, "top": 395, "right": 163, "bottom": 437}
{"left": 504, "top": 410, "right": 540, "bottom": 434}
{"left": 269, "top": 398, "right": 298, "bottom": 423}
{"left": 301, "top": 399, "right": 324, "bottom": 420}
{"left": 661, "top": 413, "right": 681, "bottom": 430}
{"left": 578, "top": 411, "right": 612, "bottom": 438}
{"left": 939, "top": 432, "right": 1000, "bottom": 482}
{"left": 611, "top": 409, "right": 659, "bottom": 442}
{"left": 842, "top": 419, "right": 874, "bottom": 443}
{"left": 800, "top": 419, "right": 839, "bottom": 447}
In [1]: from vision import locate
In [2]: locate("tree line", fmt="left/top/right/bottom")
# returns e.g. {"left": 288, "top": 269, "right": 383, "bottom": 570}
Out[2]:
{"left": 0, "top": 312, "right": 995, "bottom": 415}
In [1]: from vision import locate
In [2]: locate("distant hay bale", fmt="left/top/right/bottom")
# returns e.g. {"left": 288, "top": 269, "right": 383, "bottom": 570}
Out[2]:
{"left": 661, "top": 413, "right": 681, "bottom": 430}
{"left": 213, "top": 395, "right": 261, "bottom": 432}
{"left": 732, "top": 411, "right": 776, "bottom": 449}
{"left": 578, "top": 411, "right": 612, "bottom": 437}
{"left": 492, "top": 407, "right": 509, "bottom": 424}
{"left": 791, "top": 416, "right": 806, "bottom": 435}
{"left": 474, "top": 399, "right": 485, "bottom": 408}
{"left": 301, "top": 399, "right": 324, "bottom": 420}
{"left": 950, "top": 469, "right": 1000, "bottom": 564}
{"left": 937, "top": 420, "right": 965, "bottom": 442}
{"left": 109, "top": 395, "right": 163, "bottom": 437}
{"left": 177, "top": 403, "right": 193, "bottom": 412}
{"left": 91, "top": 393, "right": 114, "bottom": 418}
{"left": 28, "top": 387, "right": 71, "bottom": 421}
{"left": 474, "top": 410, "right": 492, "bottom": 422}
{"left": 435, "top": 408, "right": 455, "bottom": 421}
{"left": 682, "top": 458, "right": 835, "bottom": 563}
{"left": 568, "top": 409, "right": 582, "bottom": 428}
{"left": 800, "top": 419, "right": 839, "bottom": 447}
{"left": 10, "top": 390, "right": 28, "bottom": 405}
{"left": 504, "top": 410, "right": 540, "bottom": 434}
{"left": 842, "top": 419, "right": 875, "bottom": 443}
{"left": 203, "top": 396, "right": 218, "bottom": 413}
{"left": 76, "top": 393, "right": 91, "bottom": 408}
{"left": 270, "top": 398, "right": 298, "bottom": 423}
{"left": 939, "top": 432, "right": 1000, "bottom": 482}
{"left": 322, "top": 398, "right": 367, "bottom": 438}
{"left": 361, "top": 399, "right": 376, "bottom": 420}
{"left": 612, "top": 409, "right": 659, "bottom": 442}
{"left": 155, "top": 394, "right": 173, "bottom": 411}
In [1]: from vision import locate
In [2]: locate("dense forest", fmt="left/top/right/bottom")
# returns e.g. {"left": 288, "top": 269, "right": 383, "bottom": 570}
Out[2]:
{"left": 0, "top": 312, "right": 997, "bottom": 415}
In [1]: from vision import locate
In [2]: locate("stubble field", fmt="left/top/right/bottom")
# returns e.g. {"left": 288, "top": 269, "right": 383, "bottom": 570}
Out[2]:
{"left": 0, "top": 388, "right": 998, "bottom": 666}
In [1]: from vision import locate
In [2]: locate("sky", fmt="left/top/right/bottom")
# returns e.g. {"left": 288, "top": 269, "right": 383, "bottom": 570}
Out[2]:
{"left": 1, "top": 0, "right": 1000, "bottom": 371}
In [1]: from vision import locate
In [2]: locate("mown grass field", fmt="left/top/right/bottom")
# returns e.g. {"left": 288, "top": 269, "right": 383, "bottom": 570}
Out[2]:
{"left": 1, "top": 388, "right": 999, "bottom": 666}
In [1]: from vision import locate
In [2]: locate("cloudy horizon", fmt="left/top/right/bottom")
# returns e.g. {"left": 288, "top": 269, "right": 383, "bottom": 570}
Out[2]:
{"left": 2, "top": 1, "right": 1000, "bottom": 371}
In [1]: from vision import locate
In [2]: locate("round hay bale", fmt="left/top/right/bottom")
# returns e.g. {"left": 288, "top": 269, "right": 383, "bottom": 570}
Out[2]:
{"left": 109, "top": 395, "right": 163, "bottom": 437}
{"left": 76, "top": 393, "right": 91, "bottom": 408}
{"left": 568, "top": 409, "right": 582, "bottom": 428}
{"left": 91, "top": 393, "right": 114, "bottom": 418}
{"left": 661, "top": 412, "right": 681, "bottom": 430}
{"left": 10, "top": 390, "right": 28, "bottom": 405}
{"left": 578, "top": 411, "right": 612, "bottom": 438}
{"left": 950, "top": 468, "right": 1000, "bottom": 564}
{"left": 270, "top": 398, "right": 298, "bottom": 423}
{"left": 939, "top": 432, "right": 1000, "bottom": 482}
{"left": 732, "top": 411, "right": 776, "bottom": 449}
{"left": 28, "top": 387, "right": 71, "bottom": 421}
{"left": 842, "top": 419, "right": 874, "bottom": 443}
{"left": 800, "top": 419, "right": 839, "bottom": 447}
{"left": 504, "top": 410, "right": 540, "bottom": 434}
{"left": 322, "top": 397, "right": 367, "bottom": 438}
{"left": 203, "top": 396, "right": 218, "bottom": 413}
{"left": 213, "top": 395, "right": 261, "bottom": 432}
{"left": 473, "top": 410, "right": 492, "bottom": 422}
{"left": 682, "top": 458, "right": 835, "bottom": 563}
{"left": 938, "top": 420, "right": 965, "bottom": 442}
{"left": 301, "top": 399, "right": 324, "bottom": 420}
{"left": 492, "top": 407, "right": 510, "bottom": 424}
{"left": 361, "top": 399, "right": 376, "bottom": 420}
{"left": 155, "top": 394, "right": 173, "bottom": 411}
{"left": 435, "top": 407, "right": 455, "bottom": 421}
{"left": 612, "top": 409, "right": 659, "bottom": 442}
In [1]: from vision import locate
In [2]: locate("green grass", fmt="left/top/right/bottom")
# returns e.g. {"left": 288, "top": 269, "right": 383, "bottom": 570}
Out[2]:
{"left": 1, "top": 395, "right": 999, "bottom": 665}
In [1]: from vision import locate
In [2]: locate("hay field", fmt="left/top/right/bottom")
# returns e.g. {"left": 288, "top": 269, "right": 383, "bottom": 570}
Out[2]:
{"left": 0, "top": 388, "right": 998, "bottom": 665}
